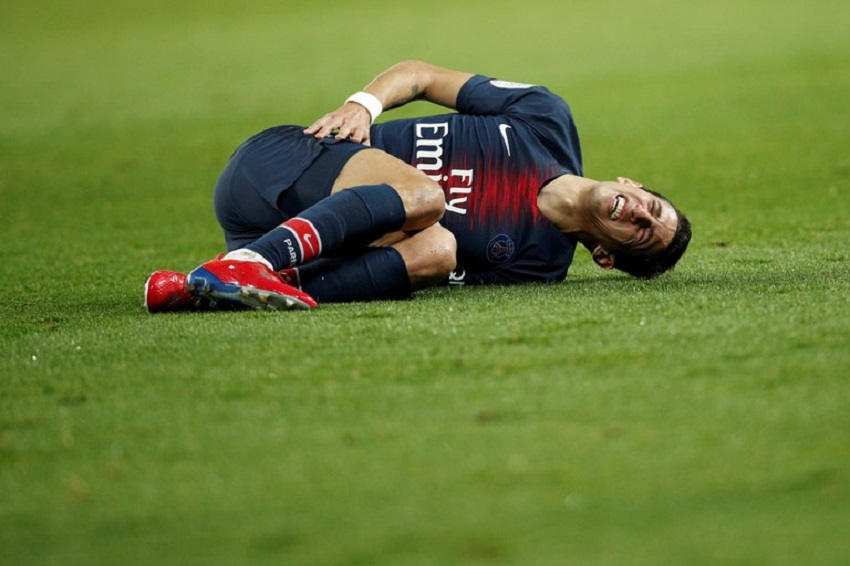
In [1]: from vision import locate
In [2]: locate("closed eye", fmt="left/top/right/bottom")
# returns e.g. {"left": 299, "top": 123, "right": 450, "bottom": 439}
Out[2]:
{"left": 638, "top": 227, "right": 654, "bottom": 249}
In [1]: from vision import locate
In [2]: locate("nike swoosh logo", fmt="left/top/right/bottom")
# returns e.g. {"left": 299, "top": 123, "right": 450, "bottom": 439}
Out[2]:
{"left": 498, "top": 124, "right": 512, "bottom": 157}
{"left": 303, "top": 233, "right": 316, "bottom": 255}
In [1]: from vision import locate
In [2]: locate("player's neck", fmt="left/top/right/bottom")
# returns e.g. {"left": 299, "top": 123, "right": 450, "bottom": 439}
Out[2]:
{"left": 538, "top": 174, "right": 598, "bottom": 236}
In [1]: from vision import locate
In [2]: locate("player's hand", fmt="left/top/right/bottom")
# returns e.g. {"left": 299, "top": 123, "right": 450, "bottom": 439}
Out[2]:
{"left": 304, "top": 103, "right": 372, "bottom": 145}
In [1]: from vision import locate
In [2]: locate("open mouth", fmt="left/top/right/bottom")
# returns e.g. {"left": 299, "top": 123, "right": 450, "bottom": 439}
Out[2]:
{"left": 610, "top": 195, "right": 625, "bottom": 220}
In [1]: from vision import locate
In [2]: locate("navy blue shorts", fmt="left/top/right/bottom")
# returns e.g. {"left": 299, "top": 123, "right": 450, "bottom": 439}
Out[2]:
{"left": 213, "top": 125, "right": 370, "bottom": 250}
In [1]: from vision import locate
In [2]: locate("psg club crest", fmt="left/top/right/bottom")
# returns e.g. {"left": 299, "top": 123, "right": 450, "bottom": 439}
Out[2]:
{"left": 486, "top": 234, "right": 516, "bottom": 264}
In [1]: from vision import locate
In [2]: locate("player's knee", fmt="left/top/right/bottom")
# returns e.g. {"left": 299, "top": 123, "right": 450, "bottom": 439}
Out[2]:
{"left": 421, "top": 178, "right": 447, "bottom": 222}
{"left": 404, "top": 225, "right": 456, "bottom": 286}
{"left": 428, "top": 226, "right": 457, "bottom": 279}
{"left": 395, "top": 176, "right": 445, "bottom": 229}
{"left": 411, "top": 177, "right": 446, "bottom": 225}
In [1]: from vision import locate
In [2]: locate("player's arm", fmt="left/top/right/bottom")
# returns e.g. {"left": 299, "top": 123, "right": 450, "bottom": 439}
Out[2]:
{"left": 304, "top": 60, "right": 473, "bottom": 145}
{"left": 369, "top": 60, "right": 473, "bottom": 111}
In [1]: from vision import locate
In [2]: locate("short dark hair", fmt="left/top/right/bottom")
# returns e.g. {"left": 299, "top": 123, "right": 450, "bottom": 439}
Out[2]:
{"left": 613, "top": 188, "right": 692, "bottom": 279}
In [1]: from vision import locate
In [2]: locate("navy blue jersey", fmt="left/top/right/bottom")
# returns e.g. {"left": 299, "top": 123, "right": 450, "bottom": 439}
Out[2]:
{"left": 370, "top": 75, "right": 582, "bottom": 285}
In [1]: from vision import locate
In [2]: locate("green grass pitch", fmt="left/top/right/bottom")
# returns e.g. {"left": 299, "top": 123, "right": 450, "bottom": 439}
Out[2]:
{"left": 2, "top": 0, "right": 849, "bottom": 564}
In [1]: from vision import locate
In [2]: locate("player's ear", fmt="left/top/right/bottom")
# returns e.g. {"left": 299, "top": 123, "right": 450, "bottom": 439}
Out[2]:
{"left": 616, "top": 177, "right": 643, "bottom": 188}
{"left": 591, "top": 245, "right": 616, "bottom": 270}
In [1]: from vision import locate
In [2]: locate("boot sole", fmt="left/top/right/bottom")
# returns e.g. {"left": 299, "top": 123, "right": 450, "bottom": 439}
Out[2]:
{"left": 187, "top": 267, "right": 313, "bottom": 311}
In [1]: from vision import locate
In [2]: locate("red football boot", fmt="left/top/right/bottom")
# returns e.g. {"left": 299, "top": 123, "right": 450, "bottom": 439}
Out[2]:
{"left": 187, "top": 258, "right": 317, "bottom": 310}
{"left": 277, "top": 267, "right": 301, "bottom": 287}
{"left": 144, "top": 270, "right": 197, "bottom": 313}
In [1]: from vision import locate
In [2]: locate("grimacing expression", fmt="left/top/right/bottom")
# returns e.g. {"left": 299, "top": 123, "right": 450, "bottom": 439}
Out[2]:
{"left": 591, "top": 178, "right": 678, "bottom": 255}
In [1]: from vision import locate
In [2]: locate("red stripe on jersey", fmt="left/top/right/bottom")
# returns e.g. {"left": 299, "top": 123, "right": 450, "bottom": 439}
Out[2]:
{"left": 446, "top": 156, "right": 558, "bottom": 229}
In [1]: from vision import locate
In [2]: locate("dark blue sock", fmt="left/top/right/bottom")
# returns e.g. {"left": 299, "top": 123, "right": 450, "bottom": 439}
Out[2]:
{"left": 300, "top": 247, "right": 411, "bottom": 303}
{"left": 246, "top": 184, "right": 406, "bottom": 270}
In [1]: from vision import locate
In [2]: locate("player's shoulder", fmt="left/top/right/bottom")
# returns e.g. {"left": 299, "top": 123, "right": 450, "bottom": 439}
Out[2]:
{"left": 463, "top": 74, "right": 564, "bottom": 98}
{"left": 459, "top": 75, "right": 570, "bottom": 118}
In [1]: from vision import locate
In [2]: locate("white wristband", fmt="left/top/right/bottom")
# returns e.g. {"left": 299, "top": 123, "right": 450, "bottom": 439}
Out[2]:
{"left": 345, "top": 91, "right": 383, "bottom": 123}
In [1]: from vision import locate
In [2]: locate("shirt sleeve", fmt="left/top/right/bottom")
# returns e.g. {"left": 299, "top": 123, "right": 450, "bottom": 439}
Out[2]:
{"left": 456, "top": 75, "right": 582, "bottom": 171}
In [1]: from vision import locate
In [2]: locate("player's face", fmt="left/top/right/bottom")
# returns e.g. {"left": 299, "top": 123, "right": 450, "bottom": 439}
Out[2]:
{"left": 589, "top": 178, "right": 678, "bottom": 255}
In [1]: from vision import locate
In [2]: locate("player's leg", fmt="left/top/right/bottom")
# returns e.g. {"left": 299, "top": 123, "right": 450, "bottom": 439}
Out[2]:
{"left": 330, "top": 148, "right": 445, "bottom": 232}
{"left": 242, "top": 149, "right": 444, "bottom": 271}
{"left": 288, "top": 225, "right": 457, "bottom": 303}
{"left": 145, "top": 223, "right": 456, "bottom": 311}
{"left": 146, "top": 132, "right": 446, "bottom": 312}
{"left": 390, "top": 224, "right": 457, "bottom": 290}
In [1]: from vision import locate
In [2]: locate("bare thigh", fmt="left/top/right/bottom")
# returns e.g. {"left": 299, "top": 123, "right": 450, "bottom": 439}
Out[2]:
{"left": 331, "top": 148, "right": 421, "bottom": 192}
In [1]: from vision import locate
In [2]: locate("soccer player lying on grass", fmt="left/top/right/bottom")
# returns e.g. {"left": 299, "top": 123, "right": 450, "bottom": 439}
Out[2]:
{"left": 145, "top": 60, "right": 692, "bottom": 312}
